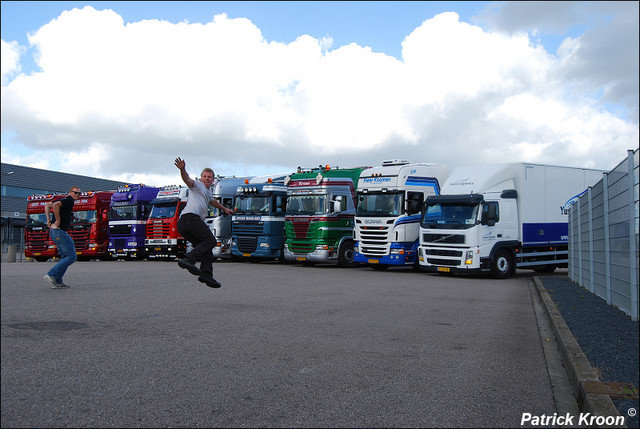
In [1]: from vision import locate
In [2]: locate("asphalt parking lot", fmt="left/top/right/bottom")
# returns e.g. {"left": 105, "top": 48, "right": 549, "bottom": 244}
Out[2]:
{"left": 2, "top": 260, "right": 566, "bottom": 427}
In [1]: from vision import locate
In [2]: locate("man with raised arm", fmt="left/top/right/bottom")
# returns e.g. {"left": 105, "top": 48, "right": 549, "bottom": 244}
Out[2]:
{"left": 174, "top": 157, "right": 234, "bottom": 288}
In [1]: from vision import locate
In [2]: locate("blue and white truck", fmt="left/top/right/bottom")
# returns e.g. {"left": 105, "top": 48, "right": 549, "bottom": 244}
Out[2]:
{"left": 353, "top": 160, "right": 448, "bottom": 269}
{"left": 230, "top": 173, "right": 290, "bottom": 261}
{"left": 417, "top": 162, "right": 604, "bottom": 277}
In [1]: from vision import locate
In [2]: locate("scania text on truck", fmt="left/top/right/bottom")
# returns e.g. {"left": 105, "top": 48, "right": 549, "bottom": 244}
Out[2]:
{"left": 70, "top": 191, "right": 114, "bottom": 260}
{"left": 108, "top": 184, "right": 159, "bottom": 260}
{"left": 418, "top": 163, "right": 604, "bottom": 278}
{"left": 284, "top": 165, "right": 366, "bottom": 267}
{"left": 231, "top": 173, "right": 290, "bottom": 261}
{"left": 209, "top": 177, "right": 252, "bottom": 259}
{"left": 25, "top": 193, "right": 66, "bottom": 261}
{"left": 144, "top": 185, "right": 189, "bottom": 259}
{"left": 354, "top": 160, "right": 448, "bottom": 270}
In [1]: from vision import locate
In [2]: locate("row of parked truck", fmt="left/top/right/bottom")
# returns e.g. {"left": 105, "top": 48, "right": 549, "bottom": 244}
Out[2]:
{"left": 24, "top": 160, "right": 603, "bottom": 278}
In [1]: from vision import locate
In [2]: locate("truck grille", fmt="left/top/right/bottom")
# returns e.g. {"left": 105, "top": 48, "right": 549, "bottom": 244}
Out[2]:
{"left": 423, "top": 233, "right": 465, "bottom": 244}
{"left": 147, "top": 223, "right": 170, "bottom": 239}
{"left": 237, "top": 236, "right": 257, "bottom": 253}
{"left": 26, "top": 230, "right": 49, "bottom": 251}
{"left": 427, "top": 258, "right": 460, "bottom": 266}
{"left": 110, "top": 224, "right": 132, "bottom": 236}
{"left": 68, "top": 229, "right": 89, "bottom": 250}
{"left": 233, "top": 221, "right": 263, "bottom": 235}
{"left": 358, "top": 225, "right": 390, "bottom": 256}
{"left": 425, "top": 248, "right": 463, "bottom": 257}
{"left": 112, "top": 239, "right": 127, "bottom": 249}
{"left": 288, "top": 241, "right": 314, "bottom": 253}
{"left": 292, "top": 222, "right": 309, "bottom": 239}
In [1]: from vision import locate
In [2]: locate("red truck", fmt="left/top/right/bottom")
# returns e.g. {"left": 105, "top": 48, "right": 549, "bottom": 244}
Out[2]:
{"left": 70, "top": 191, "right": 114, "bottom": 260}
{"left": 25, "top": 193, "right": 65, "bottom": 261}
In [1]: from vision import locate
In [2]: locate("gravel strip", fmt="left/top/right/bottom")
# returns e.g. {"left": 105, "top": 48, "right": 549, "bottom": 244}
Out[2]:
{"left": 540, "top": 276, "right": 639, "bottom": 428}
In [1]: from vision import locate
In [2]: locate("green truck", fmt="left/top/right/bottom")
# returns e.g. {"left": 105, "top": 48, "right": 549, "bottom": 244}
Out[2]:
{"left": 283, "top": 166, "right": 367, "bottom": 267}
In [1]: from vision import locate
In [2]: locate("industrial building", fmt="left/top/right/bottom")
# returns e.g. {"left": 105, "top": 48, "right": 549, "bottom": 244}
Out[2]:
{"left": 1, "top": 162, "right": 128, "bottom": 258}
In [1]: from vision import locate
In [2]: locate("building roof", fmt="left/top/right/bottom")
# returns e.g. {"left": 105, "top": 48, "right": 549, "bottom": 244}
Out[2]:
{"left": 1, "top": 162, "right": 128, "bottom": 219}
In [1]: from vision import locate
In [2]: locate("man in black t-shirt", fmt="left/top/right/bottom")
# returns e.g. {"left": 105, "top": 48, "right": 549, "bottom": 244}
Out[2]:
{"left": 44, "top": 187, "right": 82, "bottom": 288}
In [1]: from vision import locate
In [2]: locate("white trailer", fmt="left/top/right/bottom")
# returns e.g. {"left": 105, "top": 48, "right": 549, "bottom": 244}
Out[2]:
{"left": 354, "top": 160, "right": 448, "bottom": 269}
{"left": 418, "top": 163, "right": 604, "bottom": 278}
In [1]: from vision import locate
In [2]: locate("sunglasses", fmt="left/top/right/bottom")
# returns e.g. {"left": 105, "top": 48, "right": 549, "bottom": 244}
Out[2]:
{"left": 71, "top": 191, "right": 82, "bottom": 195}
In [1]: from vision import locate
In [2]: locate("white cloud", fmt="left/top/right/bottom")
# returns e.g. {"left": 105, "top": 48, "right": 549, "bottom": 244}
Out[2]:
{"left": 1, "top": 39, "right": 22, "bottom": 85}
{"left": 1, "top": 5, "right": 637, "bottom": 187}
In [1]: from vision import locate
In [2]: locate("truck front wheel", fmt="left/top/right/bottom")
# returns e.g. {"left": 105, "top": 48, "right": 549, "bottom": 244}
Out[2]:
{"left": 492, "top": 249, "right": 514, "bottom": 279}
{"left": 338, "top": 241, "right": 356, "bottom": 268}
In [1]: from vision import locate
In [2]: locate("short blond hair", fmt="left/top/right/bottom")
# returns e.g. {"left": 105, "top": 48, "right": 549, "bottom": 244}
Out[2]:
{"left": 201, "top": 168, "right": 214, "bottom": 176}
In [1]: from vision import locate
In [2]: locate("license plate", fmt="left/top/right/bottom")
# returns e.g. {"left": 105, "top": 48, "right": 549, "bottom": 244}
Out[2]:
{"left": 368, "top": 259, "right": 379, "bottom": 264}
{"left": 243, "top": 253, "right": 251, "bottom": 257}
{"left": 34, "top": 252, "right": 41, "bottom": 256}
{"left": 437, "top": 267, "right": 451, "bottom": 272}
{"left": 155, "top": 247, "right": 162, "bottom": 251}
{"left": 296, "top": 257, "right": 306, "bottom": 262}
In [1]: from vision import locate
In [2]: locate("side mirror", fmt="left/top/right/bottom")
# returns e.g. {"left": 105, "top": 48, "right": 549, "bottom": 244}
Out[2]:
{"left": 332, "top": 196, "right": 344, "bottom": 213}
{"left": 407, "top": 200, "right": 420, "bottom": 215}
{"left": 481, "top": 204, "right": 497, "bottom": 226}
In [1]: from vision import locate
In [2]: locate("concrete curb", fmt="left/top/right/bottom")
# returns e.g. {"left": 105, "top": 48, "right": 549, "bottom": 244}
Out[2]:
{"left": 533, "top": 276, "right": 625, "bottom": 427}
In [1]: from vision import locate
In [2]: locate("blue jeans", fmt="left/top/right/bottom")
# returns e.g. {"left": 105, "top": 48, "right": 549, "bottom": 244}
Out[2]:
{"left": 47, "top": 228, "right": 77, "bottom": 283}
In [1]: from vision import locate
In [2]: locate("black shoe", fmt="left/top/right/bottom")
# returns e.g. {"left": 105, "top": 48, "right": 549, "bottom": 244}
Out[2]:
{"left": 178, "top": 258, "right": 201, "bottom": 276}
{"left": 198, "top": 274, "right": 222, "bottom": 289}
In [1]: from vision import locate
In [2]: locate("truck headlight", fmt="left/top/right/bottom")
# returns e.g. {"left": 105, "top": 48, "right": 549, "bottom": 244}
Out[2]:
{"left": 390, "top": 249, "right": 405, "bottom": 255}
{"left": 259, "top": 242, "right": 270, "bottom": 248}
{"left": 465, "top": 250, "right": 474, "bottom": 265}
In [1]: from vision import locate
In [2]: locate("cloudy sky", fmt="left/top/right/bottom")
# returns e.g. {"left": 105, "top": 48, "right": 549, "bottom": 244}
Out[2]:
{"left": 1, "top": 1, "right": 638, "bottom": 186}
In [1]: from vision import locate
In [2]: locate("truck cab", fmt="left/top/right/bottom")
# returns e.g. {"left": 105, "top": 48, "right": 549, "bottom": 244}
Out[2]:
{"left": 144, "top": 185, "right": 189, "bottom": 259}
{"left": 353, "top": 160, "right": 448, "bottom": 270}
{"left": 108, "top": 184, "right": 159, "bottom": 260}
{"left": 231, "top": 174, "right": 290, "bottom": 261}
{"left": 209, "top": 177, "right": 252, "bottom": 259}
{"left": 70, "top": 191, "right": 114, "bottom": 260}
{"left": 284, "top": 165, "right": 366, "bottom": 267}
{"left": 418, "top": 163, "right": 603, "bottom": 278}
{"left": 24, "top": 193, "right": 66, "bottom": 262}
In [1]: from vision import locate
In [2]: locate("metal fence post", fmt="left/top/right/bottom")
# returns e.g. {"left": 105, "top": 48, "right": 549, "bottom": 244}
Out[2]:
{"left": 588, "top": 186, "right": 594, "bottom": 293}
{"left": 627, "top": 150, "right": 638, "bottom": 321}
{"left": 577, "top": 195, "right": 583, "bottom": 286}
{"left": 603, "top": 172, "right": 611, "bottom": 305}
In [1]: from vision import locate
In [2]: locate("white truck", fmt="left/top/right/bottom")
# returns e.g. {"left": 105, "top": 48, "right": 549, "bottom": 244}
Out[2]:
{"left": 353, "top": 160, "right": 449, "bottom": 270}
{"left": 418, "top": 162, "right": 603, "bottom": 278}
{"left": 208, "top": 176, "right": 252, "bottom": 259}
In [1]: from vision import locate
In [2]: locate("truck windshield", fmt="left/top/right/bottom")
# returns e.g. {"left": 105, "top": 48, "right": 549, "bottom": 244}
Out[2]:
{"left": 72, "top": 210, "right": 97, "bottom": 224}
{"left": 234, "top": 196, "right": 270, "bottom": 215}
{"left": 149, "top": 202, "right": 177, "bottom": 219}
{"left": 356, "top": 192, "right": 403, "bottom": 217}
{"left": 286, "top": 195, "right": 326, "bottom": 215}
{"left": 422, "top": 203, "right": 479, "bottom": 230}
{"left": 27, "top": 213, "right": 48, "bottom": 226}
{"left": 109, "top": 205, "right": 137, "bottom": 221}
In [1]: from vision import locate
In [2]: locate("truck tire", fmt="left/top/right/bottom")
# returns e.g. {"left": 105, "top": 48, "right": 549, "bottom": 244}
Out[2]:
{"left": 491, "top": 249, "right": 514, "bottom": 279}
{"left": 338, "top": 241, "right": 356, "bottom": 268}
